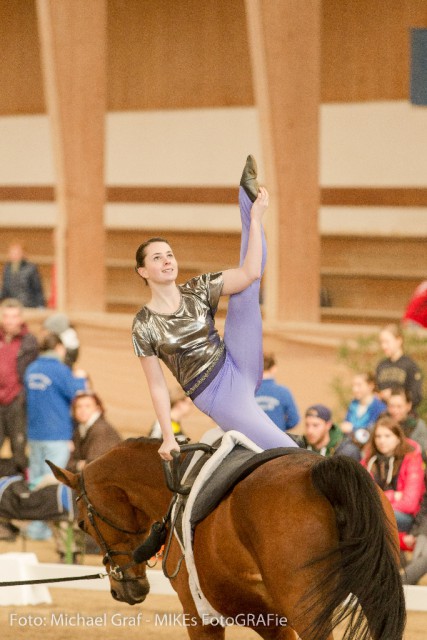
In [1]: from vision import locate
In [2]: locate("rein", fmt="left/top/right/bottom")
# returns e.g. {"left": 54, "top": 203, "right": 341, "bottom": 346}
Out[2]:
{"left": 76, "top": 472, "right": 145, "bottom": 582}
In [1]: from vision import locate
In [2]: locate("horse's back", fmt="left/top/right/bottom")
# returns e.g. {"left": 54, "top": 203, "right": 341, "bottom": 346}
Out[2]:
{"left": 193, "top": 451, "right": 337, "bottom": 622}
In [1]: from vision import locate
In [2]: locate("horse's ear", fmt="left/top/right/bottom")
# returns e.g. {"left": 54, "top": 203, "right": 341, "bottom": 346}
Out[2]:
{"left": 46, "top": 460, "right": 79, "bottom": 489}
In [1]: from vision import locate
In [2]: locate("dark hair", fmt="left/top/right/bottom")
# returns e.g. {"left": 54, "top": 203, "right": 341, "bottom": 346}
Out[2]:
{"left": 389, "top": 386, "right": 413, "bottom": 405}
{"left": 135, "top": 237, "right": 170, "bottom": 285}
{"left": 40, "top": 333, "right": 63, "bottom": 352}
{"left": 72, "top": 390, "right": 105, "bottom": 416}
{"left": 263, "top": 352, "right": 277, "bottom": 371}
{"left": 369, "top": 414, "right": 413, "bottom": 459}
{"left": 354, "top": 371, "right": 377, "bottom": 389}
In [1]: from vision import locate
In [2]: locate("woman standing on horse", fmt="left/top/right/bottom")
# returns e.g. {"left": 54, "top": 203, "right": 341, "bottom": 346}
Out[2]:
{"left": 132, "top": 156, "right": 299, "bottom": 460}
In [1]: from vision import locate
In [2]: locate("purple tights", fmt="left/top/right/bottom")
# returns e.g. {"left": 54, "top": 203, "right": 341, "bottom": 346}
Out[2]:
{"left": 193, "top": 188, "right": 298, "bottom": 450}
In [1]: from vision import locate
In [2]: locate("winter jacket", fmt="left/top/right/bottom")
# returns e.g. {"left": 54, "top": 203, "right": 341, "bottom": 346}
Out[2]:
{"left": 0, "top": 324, "right": 38, "bottom": 405}
{"left": 362, "top": 439, "right": 425, "bottom": 516}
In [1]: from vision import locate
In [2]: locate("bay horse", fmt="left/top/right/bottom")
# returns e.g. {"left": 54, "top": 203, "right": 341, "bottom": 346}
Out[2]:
{"left": 49, "top": 437, "right": 406, "bottom": 640}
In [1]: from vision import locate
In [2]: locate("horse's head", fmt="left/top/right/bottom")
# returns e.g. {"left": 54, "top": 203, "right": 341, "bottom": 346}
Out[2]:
{"left": 48, "top": 459, "right": 154, "bottom": 605}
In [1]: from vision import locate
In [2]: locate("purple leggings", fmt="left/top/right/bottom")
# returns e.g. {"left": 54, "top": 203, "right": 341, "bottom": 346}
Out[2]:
{"left": 193, "top": 188, "right": 298, "bottom": 450}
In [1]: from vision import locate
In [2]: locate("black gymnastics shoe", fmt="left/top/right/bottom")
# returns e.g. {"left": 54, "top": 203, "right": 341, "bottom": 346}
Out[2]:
{"left": 240, "top": 154, "right": 259, "bottom": 203}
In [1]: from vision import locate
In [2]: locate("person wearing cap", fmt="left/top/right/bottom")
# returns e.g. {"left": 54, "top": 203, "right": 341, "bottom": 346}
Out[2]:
{"left": 303, "top": 404, "right": 344, "bottom": 457}
{"left": 24, "top": 333, "right": 88, "bottom": 540}
{"left": 43, "top": 313, "right": 80, "bottom": 368}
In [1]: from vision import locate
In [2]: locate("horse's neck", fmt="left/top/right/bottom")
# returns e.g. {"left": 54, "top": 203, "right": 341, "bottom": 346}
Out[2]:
{"left": 114, "top": 443, "right": 172, "bottom": 519}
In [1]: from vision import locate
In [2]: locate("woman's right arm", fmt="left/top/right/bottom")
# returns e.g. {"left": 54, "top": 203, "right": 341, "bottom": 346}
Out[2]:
{"left": 139, "top": 356, "right": 180, "bottom": 460}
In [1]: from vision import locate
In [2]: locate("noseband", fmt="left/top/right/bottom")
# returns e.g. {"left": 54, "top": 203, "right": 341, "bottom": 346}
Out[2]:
{"left": 76, "top": 472, "right": 145, "bottom": 583}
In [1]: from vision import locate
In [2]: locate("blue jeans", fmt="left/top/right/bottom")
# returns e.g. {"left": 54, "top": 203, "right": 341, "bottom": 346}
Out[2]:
{"left": 28, "top": 440, "right": 71, "bottom": 487}
{"left": 27, "top": 440, "right": 71, "bottom": 540}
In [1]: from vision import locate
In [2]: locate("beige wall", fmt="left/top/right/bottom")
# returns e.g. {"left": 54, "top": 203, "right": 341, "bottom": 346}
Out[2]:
{"left": 1, "top": 0, "right": 426, "bottom": 116}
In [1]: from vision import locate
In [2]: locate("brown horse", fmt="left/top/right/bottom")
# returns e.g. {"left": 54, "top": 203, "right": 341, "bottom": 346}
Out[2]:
{"left": 49, "top": 438, "right": 406, "bottom": 640}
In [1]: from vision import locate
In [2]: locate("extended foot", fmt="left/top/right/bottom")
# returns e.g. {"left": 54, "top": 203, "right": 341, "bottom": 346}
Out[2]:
{"left": 240, "top": 155, "right": 259, "bottom": 202}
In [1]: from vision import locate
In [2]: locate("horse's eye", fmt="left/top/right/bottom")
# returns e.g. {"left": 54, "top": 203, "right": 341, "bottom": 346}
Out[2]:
{"left": 78, "top": 520, "right": 85, "bottom": 531}
{"left": 102, "top": 555, "right": 109, "bottom": 566}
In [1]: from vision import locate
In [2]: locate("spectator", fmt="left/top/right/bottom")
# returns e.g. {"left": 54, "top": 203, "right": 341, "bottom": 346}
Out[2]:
{"left": 55, "top": 390, "right": 121, "bottom": 561}
{"left": 149, "top": 387, "right": 192, "bottom": 440}
{"left": 0, "top": 243, "right": 45, "bottom": 308}
{"left": 42, "top": 313, "right": 80, "bottom": 368}
{"left": 0, "top": 299, "right": 38, "bottom": 473}
{"left": 24, "top": 333, "right": 87, "bottom": 540}
{"left": 362, "top": 415, "right": 425, "bottom": 532}
{"left": 255, "top": 353, "right": 300, "bottom": 431}
{"left": 67, "top": 391, "right": 121, "bottom": 472}
{"left": 401, "top": 472, "right": 427, "bottom": 585}
{"left": 387, "top": 388, "right": 427, "bottom": 463}
{"left": 402, "top": 280, "right": 427, "bottom": 329}
{"left": 375, "top": 323, "right": 423, "bottom": 408}
{"left": 338, "top": 372, "right": 387, "bottom": 461}
{"left": 302, "top": 404, "right": 344, "bottom": 457}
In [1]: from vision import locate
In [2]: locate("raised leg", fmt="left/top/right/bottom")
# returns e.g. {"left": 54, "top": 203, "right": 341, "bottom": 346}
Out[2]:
{"left": 223, "top": 186, "right": 266, "bottom": 391}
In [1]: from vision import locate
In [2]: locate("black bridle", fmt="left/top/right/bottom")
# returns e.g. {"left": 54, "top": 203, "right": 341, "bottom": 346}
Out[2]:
{"left": 76, "top": 472, "right": 146, "bottom": 583}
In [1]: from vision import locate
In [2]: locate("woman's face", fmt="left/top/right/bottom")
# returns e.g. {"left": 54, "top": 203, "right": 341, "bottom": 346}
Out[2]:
{"left": 352, "top": 375, "right": 373, "bottom": 401}
{"left": 379, "top": 330, "right": 402, "bottom": 358}
{"left": 138, "top": 242, "right": 178, "bottom": 285}
{"left": 374, "top": 425, "right": 400, "bottom": 456}
{"left": 387, "top": 395, "right": 411, "bottom": 422}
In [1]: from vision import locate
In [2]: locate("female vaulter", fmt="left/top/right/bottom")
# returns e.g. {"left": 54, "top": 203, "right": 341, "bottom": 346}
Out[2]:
{"left": 132, "top": 156, "right": 299, "bottom": 460}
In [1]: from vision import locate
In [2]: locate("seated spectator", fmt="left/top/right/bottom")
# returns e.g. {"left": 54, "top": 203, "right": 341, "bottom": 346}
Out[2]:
{"left": 302, "top": 404, "right": 344, "bottom": 457}
{"left": 402, "top": 280, "right": 427, "bottom": 329}
{"left": 362, "top": 415, "right": 425, "bottom": 532}
{"left": 338, "top": 372, "right": 386, "bottom": 461}
{"left": 375, "top": 323, "right": 423, "bottom": 408}
{"left": 149, "top": 387, "right": 192, "bottom": 440}
{"left": 255, "top": 353, "right": 299, "bottom": 431}
{"left": 401, "top": 472, "right": 427, "bottom": 585}
{"left": 67, "top": 391, "right": 122, "bottom": 472}
{"left": 24, "top": 333, "right": 87, "bottom": 540}
{"left": 42, "top": 313, "right": 80, "bottom": 368}
{"left": 387, "top": 388, "right": 427, "bottom": 463}
{"left": 0, "top": 242, "right": 45, "bottom": 308}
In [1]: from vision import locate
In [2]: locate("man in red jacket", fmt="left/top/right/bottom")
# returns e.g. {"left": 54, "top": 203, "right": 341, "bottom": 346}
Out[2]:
{"left": 0, "top": 299, "right": 38, "bottom": 473}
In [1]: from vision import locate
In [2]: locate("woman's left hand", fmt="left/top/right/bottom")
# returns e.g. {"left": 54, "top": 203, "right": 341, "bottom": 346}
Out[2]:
{"left": 250, "top": 187, "right": 269, "bottom": 223}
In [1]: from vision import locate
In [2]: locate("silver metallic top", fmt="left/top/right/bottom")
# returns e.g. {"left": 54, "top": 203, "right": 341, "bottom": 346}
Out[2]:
{"left": 132, "top": 272, "right": 224, "bottom": 388}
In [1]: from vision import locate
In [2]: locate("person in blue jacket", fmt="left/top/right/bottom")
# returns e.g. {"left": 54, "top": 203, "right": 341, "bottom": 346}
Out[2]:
{"left": 24, "top": 333, "right": 87, "bottom": 539}
{"left": 255, "top": 352, "right": 300, "bottom": 431}
{"left": 338, "top": 372, "right": 386, "bottom": 461}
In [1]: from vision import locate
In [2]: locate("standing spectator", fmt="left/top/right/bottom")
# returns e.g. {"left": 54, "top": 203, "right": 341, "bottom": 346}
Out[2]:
{"left": 255, "top": 353, "right": 300, "bottom": 431}
{"left": 67, "top": 391, "right": 121, "bottom": 472}
{"left": 402, "top": 280, "right": 427, "bottom": 329}
{"left": 376, "top": 323, "right": 423, "bottom": 408}
{"left": 24, "top": 333, "right": 87, "bottom": 540}
{"left": 42, "top": 313, "right": 80, "bottom": 368}
{"left": 0, "top": 243, "right": 45, "bottom": 308}
{"left": 149, "top": 387, "right": 192, "bottom": 440}
{"left": 362, "top": 415, "right": 425, "bottom": 533}
{"left": 302, "top": 404, "right": 343, "bottom": 457}
{"left": 387, "top": 388, "right": 427, "bottom": 463}
{"left": 0, "top": 299, "right": 38, "bottom": 473}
